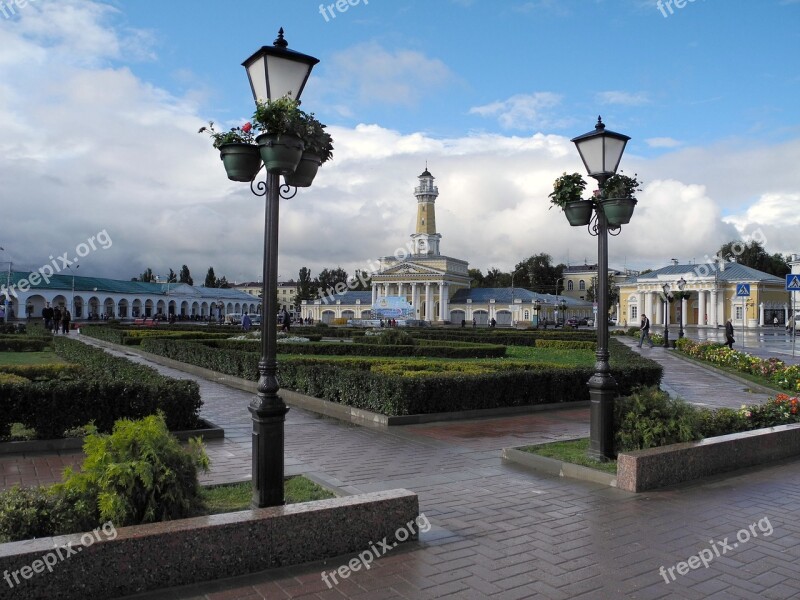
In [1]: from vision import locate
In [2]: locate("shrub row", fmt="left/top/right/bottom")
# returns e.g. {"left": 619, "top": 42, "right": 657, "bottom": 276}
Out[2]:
{"left": 535, "top": 340, "right": 596, "bottom": 350}
{"left": 0, "top": 338, "right": 50, "bottom": 351}
{"left": 0, "top": 338, "right": 202, "bottom": 439}
{"left": 138, "top": 337, "right": 660, "bottom": 416}
{"left": 0, "top": 363, "right": 84, "bottom": 381}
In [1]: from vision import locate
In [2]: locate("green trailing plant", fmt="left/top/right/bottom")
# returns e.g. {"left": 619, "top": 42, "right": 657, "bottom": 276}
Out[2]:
{"left": 0, "top": 486, "right": 97, "bottom": 543}
{"left": 602, "top": 172, "right": 641, "bottom": 200}
{"left": 198, "top": 121, "right": 255, "bottom": 149}
{"left": 297, "top": 111, "right": 334, "bottom": 163}
{"left": 549, "top": 172, "right": 588, "bottom": 209}
{"left": 251, "top": 95, "right": 303, "bottom": 139}
{"left": 57, "top": 413, "right": 210, "bottom": 526}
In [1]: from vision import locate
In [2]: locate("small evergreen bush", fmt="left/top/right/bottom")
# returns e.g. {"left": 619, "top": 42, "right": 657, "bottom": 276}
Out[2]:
{"left": 0, "top": 486, "right": 96, "bottom": 543}
{"left": 614, "top": 386, "right": 701, "bottom": 451}
{"left": 57, "top": 413, "right": 209, "bottom": 526}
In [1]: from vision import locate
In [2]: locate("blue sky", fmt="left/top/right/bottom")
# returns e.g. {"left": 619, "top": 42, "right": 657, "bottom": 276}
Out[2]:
{"left": 0, "top": 0, "right": 799, "bottom": 284}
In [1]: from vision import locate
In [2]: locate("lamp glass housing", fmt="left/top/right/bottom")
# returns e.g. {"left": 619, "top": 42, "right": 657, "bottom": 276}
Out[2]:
{"left": 243, "top": 33, "right": 319, "bottom": 103}
{"left": 571, "top": 118, "right": 631, "bottom": 181}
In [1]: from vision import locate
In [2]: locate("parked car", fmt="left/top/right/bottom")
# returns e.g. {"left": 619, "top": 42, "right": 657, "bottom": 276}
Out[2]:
{"left": 566, "top": 318, "right": 580, "bottom": 327}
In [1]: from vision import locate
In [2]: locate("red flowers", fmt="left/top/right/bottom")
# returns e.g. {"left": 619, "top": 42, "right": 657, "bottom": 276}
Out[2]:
{"left": 242, "top": 122, "right": 252, "bottom": 133}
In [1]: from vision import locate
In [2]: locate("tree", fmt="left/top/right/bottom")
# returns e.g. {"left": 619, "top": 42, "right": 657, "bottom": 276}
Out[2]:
{"left": 717, "top": 240, "right": 789, "bottom": 277}
{"left": 468, "top": 268, "right": 486, "bottom": 288}
{"left": 167, "top": 269, "right": 177, "bottom": 284}
{"left": 349, "top": 270, "right": 372, "bottom": 292}
{"left": 179, "top": 265, "right": 193, "bottom": 286}
{"left": 204, "top": 267, "right": 216, "bottom": 288}
{"left": 515, "top": 254, "right": 564, "bottom": 294}
{"left": 295, "top": 267, "right": 317, "bottom": 308}
{"left": 586, "top": 273, "right": 620, "bottom": 308}
{"left": 216, "top": 276, "right": 230, "bottom": 289}
{"left": 137, "top": 268, "right": 154, "bottom": 283}
{"left": 484, "top": 267, "right": 511, "bottom": 288}
{"left": 316, "top": 267, "right": 349, "bottom": 294}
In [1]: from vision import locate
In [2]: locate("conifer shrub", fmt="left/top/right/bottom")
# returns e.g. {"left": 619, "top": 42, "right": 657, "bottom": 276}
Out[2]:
{"left": 57, "top": 413, "right": 209, "bottom": 526}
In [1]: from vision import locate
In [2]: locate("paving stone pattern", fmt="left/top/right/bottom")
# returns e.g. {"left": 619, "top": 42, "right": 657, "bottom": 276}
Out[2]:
{"left": 4, "top": 336, "right": 800, "bottom": 599}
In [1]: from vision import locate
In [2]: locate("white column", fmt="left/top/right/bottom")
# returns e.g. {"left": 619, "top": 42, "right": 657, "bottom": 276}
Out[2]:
{"left": 759, "top": 302, "right": 765, "bottom": 327}
{"left": 425, "top": 283, "right": 433, "bottom": 322}
{"left": 371, "top": 285, "right": 378, "bottom": 306}
{"left": 698, "top": 290, "right": 706, "bottom": 326}
{"left": 412, "top": 284, "right": 421, "bottom": 318}
{"left": 644, "top": 292, "right": 654, "bottom": 325}
{"left": 681, "top": 296, "right": 688, "bottom": 328}
{"left": 440, "top": 283, "right": 449, "bottom": 322}
{"left": 710, "top": 289, "right": 718, "bottom": 327}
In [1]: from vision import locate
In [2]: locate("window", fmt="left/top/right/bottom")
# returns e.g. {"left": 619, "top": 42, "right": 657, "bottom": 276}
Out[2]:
{"left": 579, "top": 280, "right": 586, "bottom": 291}
{"left": 631, "top": 306, "right": 638, "bottom": 320}
{"left": 524, "top": 310, "right": 530, "bottom": 319}
{"left": 568, "top": 280, "right": 574, "bottom": 291}
{"left": 735, "top": 305, "right": 743, "bottom": 320}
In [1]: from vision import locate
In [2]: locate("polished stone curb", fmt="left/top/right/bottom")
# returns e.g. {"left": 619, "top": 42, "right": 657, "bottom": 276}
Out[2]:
{"left": 501, "top": 445, "right": 619, "bottom": 488}
{"left": 0, "top": 489, "right": 420, "bottom": 600}
{"left": 80, "top": 335, "right": 590, "bottom": 427}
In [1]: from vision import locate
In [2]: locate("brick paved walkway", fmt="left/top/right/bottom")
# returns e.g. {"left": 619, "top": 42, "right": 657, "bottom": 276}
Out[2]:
{"left": 4, "top": 336, "right": 799, "bottom": 599}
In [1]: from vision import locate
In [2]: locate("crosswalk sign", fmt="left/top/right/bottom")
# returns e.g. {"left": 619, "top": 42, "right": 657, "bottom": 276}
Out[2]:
{"left": 736, "top": 284, "right": 751, "bottom": 297}
{"left": 787, "top": 275, "right": 800, "bottom": 291}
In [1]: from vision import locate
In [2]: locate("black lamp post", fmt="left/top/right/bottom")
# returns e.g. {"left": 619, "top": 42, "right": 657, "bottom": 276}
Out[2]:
{"left": 558, "top": 299, "right": 567, "bottom": 327}
{"left": 676, "top": 277, "right": 686, "bottom": 338}
{"left": 571, "top": 117, "right": 630, "bottom": 460}
{"left": 534, "top": 299, "right": 541, "bottom": 328}
{"left": 662, "top": 282, "right": 672, "bottom": 348}
{"left": 239, "top": 29, "right": 319, "bottom": 508}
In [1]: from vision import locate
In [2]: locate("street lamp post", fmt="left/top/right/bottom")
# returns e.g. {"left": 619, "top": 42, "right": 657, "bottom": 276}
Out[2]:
{"left": 676, "top": 277, "right": 686, "bottom": 338}
{"left": 533, "top": 299, "right": 541, "bottom": 328}
{"left": 571, "top": 117, "right": 631, "bottom": 460}
{"left": 558, "top": 298, "right": 567, "bottom": 327}
{"left": 240, "top": 30, "right": 319, "bottom": 508}
{"left": 662, "top": 282, "right": 672, "bottom": 348}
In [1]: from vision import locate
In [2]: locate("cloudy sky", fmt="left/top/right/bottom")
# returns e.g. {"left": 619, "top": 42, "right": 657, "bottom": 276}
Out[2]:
{"left": 1, "top": 0, "right": 798, "bottom": 285}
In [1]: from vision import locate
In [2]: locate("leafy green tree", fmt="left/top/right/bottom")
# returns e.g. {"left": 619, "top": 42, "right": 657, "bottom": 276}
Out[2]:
{"left": 137, "top": 268, "right": 154, "bottom": 283}
{"left": 295, "top": 267, "right": 317, "bottom": 309}
{"left": 484, "top": 267, "right": 511, "bottom": 288}
{"left": 468, "top": 268, "right": 486, "bottom": 288}
{"left": 718, "top": 240, "right": 789, "bottom": 277}
{"left": 586, "top": 273, "right": 620, "bottom": 307}
{"left": 317, "top": 267, "right": 349, "bottom": 294}
{"left": 215, "top": 276, "right": 230, "bottom": 289}
{"left": 179, "top": 265, "right": 193, "bottom": 285}
{"left": 515, "top": 254, "right": 564, "bottom": 293}
{"left": 167, "top": 269, "right": 177, "bottom": 284}
{"left": 349, "top": 269, "right": 372, "bottom": 292}
{"left": 204, "top": 267, "right": 216, "bottom": 288}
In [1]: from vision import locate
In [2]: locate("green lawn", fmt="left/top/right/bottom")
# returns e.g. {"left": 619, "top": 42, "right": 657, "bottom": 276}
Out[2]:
{"left": 503, "top": 345, "right": 595, "bottom": 366}
{"left": 196, "top": 476, "right": 335, "bottom": 515}
{"left": 0, "top": 351, "right": 64, "bottom": 366}
{"left": 519, "top": 438, "right": 618, "bottom": 474}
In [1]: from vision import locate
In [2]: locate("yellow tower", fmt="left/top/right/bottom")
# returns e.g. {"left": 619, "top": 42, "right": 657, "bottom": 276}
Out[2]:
{"left": 411, "top": 168, "right": 442, "bottom": 255}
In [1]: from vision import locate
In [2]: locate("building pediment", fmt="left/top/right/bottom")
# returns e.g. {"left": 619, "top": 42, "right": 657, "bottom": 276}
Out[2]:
{"left": 377, "top": 262, "right": 445, "bottom": 277}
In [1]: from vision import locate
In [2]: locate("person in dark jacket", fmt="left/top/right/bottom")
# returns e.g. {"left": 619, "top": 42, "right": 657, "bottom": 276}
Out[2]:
{"left": 725, "top": 319, "right": 735, "bottom": 349}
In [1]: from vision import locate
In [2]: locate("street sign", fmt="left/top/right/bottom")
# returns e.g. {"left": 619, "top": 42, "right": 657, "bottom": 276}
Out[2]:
{"left": 736, "top": 283, "right": 751, "bottom": 297}
{"left": 786, "top": 274, "right": 800, "bottom": 291}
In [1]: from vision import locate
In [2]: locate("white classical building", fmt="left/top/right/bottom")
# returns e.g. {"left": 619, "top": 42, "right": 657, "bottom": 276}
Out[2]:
{"left": 0, "top": 272, "right": 260, "bottom": 321}
{"left": 302, "top": 168, "right": 592, "bottom": 325}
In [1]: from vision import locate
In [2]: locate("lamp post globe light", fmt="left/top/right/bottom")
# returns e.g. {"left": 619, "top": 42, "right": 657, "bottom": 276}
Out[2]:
{"left": 226, "top": 29, "right": 320, "bottom": 508}
{"left": 558, "top": 298, "right": 567, "bottom": 327}
{"left": 570, "top": 117, "right": 631, "bottom": 461}
{"left": 676, "top": 277, "right": 686, "bottom": 339}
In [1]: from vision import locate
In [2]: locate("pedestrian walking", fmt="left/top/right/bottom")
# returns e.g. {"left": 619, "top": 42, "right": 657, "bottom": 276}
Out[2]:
{"left": 725, "top": 319, "right": 735, "bottom": 349}
{"left": 61, "top": 309, "right": 71, "bottom": 334}
{"left": 637, "top": 314, "right": 654, "bottom": 348}
{"left": 241, "top": 313, "right": 251, "bottom": 332}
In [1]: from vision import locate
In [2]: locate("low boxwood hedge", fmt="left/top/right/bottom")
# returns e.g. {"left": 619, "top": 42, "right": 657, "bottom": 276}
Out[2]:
{"left": 0, "top": 338, "right": 202, "bottom": 440}
{"left": 139, "top": 337, "right": 660, "bottom": 416}
{"left": 0, "top": 338, "right": 50, "bottom": 352}
{"left": 535, "top": 340, "right": 596, "bottom": 350}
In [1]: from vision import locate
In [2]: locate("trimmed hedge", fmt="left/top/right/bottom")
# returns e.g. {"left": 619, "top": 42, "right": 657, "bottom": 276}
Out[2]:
{"left": 0, "top": 363, "right": 83, "bottom": 381}
{"left": 0, "top": 338, "right": 50, "bottom": 352}
{"left": 139, "top": 337, "right": 661, "bottom": 416}
{"left": 0, "top": 338, "right": 202, "bottom": 440}
{"left": 535, "top": 340, "right": 596, "bottom": 350}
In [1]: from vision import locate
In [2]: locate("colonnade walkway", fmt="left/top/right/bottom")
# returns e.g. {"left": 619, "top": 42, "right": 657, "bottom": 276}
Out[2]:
{"left": 3, "top": 334, "right": 800, "bottom": 599}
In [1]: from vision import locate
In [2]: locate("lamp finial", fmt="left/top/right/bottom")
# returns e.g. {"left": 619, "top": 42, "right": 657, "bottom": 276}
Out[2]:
{"left": 595, "top": 116, "right": 605, "bottom": 131}
{"left": 274, "top": 28, "right": 288, "bottom": 48}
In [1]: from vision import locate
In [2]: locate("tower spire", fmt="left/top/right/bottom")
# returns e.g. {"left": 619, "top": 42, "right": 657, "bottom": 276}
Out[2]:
{"left": 411, "top": 167, "right": 441, "bottom": 255}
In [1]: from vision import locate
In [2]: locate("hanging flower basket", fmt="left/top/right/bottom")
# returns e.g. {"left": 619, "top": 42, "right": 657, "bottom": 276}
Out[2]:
{"left": 256, "top": 133, "right": 304, "bottom": 174}
{"left": 563, "top": 200, "right": 594, "bottom": 226}
{"left": 283, "top": 152, "right": 322, "bottom": 187}
{"left": 601, "top": 197, "right": 637, "bottom": 226}
{"left": 218, "top": 143, "right": 262, "bottom": 182}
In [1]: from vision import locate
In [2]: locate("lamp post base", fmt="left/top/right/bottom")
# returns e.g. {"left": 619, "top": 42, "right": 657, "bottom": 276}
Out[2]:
{"left": 587, "top": 371, "right": 617, "bottom": 461}
{"left": 249, "top": 400, "right": 289, "bottom": 508}
{"left": 663, "top": 328, "right": 670, "bottom": 348}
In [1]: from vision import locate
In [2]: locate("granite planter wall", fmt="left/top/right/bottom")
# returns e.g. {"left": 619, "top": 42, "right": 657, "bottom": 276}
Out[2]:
{"left": 616, "top": 423, "right": 800, "bottom": 492}
{"left": 0, "top": 489, "right": 419, "bottom": 600}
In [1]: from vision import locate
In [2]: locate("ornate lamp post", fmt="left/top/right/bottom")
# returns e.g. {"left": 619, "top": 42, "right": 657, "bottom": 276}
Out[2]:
{"left": 558, "top": 298, "right": 567, "bottom": 326}
{"left": 662, "top": 282, "right": 672, "bottom": 348}
{"left": 534, "top": 299, "right": 541, "bottom": 328}
{"left": 238, "top": 30, "right": 319, "bottom": 507}
{"left": 676, "top": 277, "right": 686, "bottom": 338}
{"left": 571, "top": 117, "right": 630, "bottom": 460}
